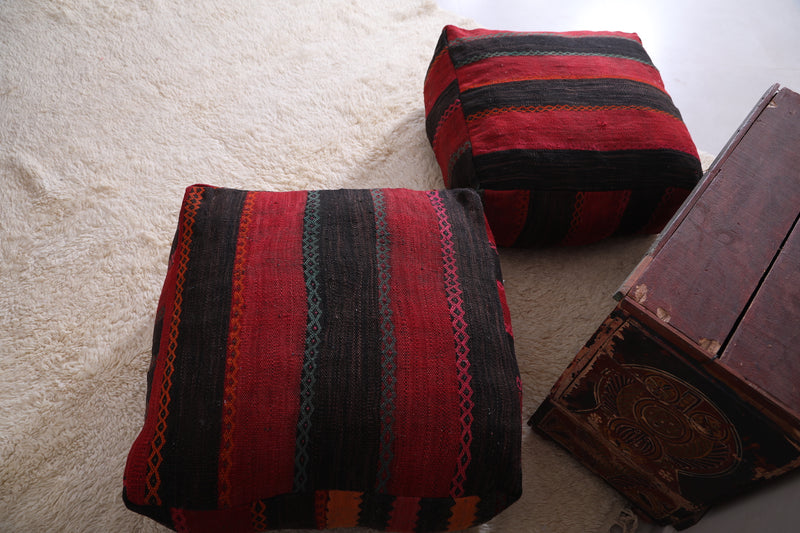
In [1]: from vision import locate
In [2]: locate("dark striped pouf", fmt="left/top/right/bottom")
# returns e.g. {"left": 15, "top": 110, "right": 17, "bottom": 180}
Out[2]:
{"left": 424, "top": 26, "right": 703, "bottom": 247}
{"left": 124, "top": 185, "right": 521, "bottom": 532}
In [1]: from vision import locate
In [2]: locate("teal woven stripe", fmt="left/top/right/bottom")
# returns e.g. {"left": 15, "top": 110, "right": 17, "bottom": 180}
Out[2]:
{"left": 453, "top": 50, "right": 654, "bottom": 69}
{"left": 370, "top": 189, "right": 398, "bottom": 493}
{"left": 294, "top": 190, "right": 322, "bottom": 492}
{"left": 446, "top": 140, "right": 472, "bottom": 186}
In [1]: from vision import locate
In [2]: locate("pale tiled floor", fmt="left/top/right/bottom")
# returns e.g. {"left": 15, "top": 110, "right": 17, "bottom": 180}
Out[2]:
{"left": 435, "top": 1, "right": 800, "bottom": 532}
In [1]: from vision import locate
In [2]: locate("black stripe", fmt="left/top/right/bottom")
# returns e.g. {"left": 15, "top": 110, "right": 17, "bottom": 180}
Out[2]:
{"left": 162, "top": 186, "right": 247, "bottom": 508}
{"left": 449, "top": 148, "right": 477, "bottom": 189}
{"left": 461, "top": 78, "right": 681, "bottom": 119}
{"left": 416, "top": 497, "right": 453, "bottom": 532}
{"left": 515, "top": 191, "right": 578, "bottom": 247}
{"left": 474, "top": 493, "right": 496, "bottom": 529}
{"left": 440, "top": 189, "right": 522, "bottom": 498}
{"left": 473, "top": 149, "right": 702, "bottom": 191}
{"left": 358, "top": 492, "right": 393, "bottom": 530}
{"left": 122, "top": 488, "right": 174, "bottom": 529}
{"left": 425, "top": 27, "right": 450, "bottom": 80}
{"left": 449, "top": 33, "right": 653, "bottom": 69}
{"left": 615, "top": 187, "right": 670, "bottom": 235}
{"left": 146, "top": 302, "right": 166, "bottom": 409}
{"left": 309, "top": 189, "right": 382, "bottom": 490}
{"left": 263, "top": 493, "right": 316, "bottom": 529}
{"left": 425, "top": 80, "right": 461, "bottom": 143}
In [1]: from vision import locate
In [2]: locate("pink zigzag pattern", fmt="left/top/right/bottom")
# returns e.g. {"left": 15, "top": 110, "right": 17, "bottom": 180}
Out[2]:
{"left": 426, "top": 191, "right": 474, "bottom": 499}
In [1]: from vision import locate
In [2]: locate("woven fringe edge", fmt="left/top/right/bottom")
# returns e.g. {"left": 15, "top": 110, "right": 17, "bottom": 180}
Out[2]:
{"left": 609, "top": 508, "right": 639, "bottom": 533}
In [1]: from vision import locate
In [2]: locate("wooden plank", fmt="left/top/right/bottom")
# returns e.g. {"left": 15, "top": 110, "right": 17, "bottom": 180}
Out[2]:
{"left": 627, "top": 88, "right": 800, "bottom": 356}
{"left": 720, "top": 213, "right": 800, "bottom": 419}
{"left": 647, "top": 85, "right": 782, "bottom": 260}
{"left": 615, "top": 84, "right": 781, "bottom": 302}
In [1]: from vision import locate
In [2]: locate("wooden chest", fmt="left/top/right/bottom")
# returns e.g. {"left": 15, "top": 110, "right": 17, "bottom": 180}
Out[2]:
{"left": 529, "top": 84, "right": 800, "bottom": 529}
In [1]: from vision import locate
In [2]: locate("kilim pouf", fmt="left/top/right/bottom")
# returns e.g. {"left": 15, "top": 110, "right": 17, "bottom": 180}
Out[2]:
{"left": 424, "top": 25, "right": 703, "bottom": 247}
{"left": 123, "top": 185, "right": 522, "bottom": 532}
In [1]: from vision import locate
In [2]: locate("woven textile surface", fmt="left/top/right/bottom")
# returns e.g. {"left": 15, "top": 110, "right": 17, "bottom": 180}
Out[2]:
{"left": 122, "top": 185, "right": 522, "bottom": 531}
{"left": 0, "top": 1, "right": 716, "bottom": 532}
{"left": 424, "top": 26, "right": 703, "bottom": 247}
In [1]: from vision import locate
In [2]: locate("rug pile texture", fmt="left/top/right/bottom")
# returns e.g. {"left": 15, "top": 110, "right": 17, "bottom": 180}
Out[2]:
{"left": 0, "top": 1, "right": 709, "bottom": 531}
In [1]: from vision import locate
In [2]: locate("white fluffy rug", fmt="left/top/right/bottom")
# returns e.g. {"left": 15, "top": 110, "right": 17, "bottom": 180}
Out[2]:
{"left": 0, "top": 1, "right": 711, "bottom": 531}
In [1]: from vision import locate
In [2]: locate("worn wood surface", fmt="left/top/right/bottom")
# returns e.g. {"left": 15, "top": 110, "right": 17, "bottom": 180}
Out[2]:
{"left": 720, "top": 214, "right": 800, "bottom": 418}
{"left": 615, "top": 83, "right": 780, "bottom": 302}
{"left": 623, "top": 87, "right": 800, "bottom": 357}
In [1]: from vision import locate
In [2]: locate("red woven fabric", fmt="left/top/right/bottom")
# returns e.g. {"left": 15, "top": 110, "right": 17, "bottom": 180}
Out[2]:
{"left": 123, "top": 185, "right": 521, "bottom": 532}
{"left": 226, "top": 190, "right": 308, "bottom": 504}
{"left": 424, "top": 26, "right": 703, "bottom": 247}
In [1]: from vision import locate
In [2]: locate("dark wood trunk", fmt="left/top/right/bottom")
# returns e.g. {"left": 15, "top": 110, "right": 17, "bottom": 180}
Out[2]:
{"left": 529, "top": 84, "right": 800, "bottom": 529}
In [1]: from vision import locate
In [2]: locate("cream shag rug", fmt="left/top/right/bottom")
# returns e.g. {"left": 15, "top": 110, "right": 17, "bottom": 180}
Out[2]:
{"left": 0, "top": 1, "right": 712, "bottom": 531}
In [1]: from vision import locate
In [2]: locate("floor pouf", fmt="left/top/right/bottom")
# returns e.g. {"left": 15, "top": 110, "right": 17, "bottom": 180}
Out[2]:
{"left": 424, "top": 26, "right": 703, "bottom": 247}
{"left": 123, "top": 185, "right": 522, "bottom": 532}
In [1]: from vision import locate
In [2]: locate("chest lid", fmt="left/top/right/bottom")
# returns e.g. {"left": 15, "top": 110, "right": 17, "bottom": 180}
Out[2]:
{"left": 616, "top": 85, "right": 800, "bottom": 415}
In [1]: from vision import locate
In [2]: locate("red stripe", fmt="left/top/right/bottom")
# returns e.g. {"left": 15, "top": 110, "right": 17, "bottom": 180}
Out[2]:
{"left": 425, "top": 191, "right": 473, "bottom": 499}
{"left": 482, "top": 189, "right": 530, "bottom": 247}
{"left": 424, "top": 48, "right": 457, "bottom": 115}
{"left": 125, "top": 186, "right": 205, "bottom": 504}
{"left": 483, "top": 214, "right": 498, "bottom": 251}
{"left": 468, "top": 107, "right": 697, "bottom": 155}
{"left": 125, "top": 272, "right": 178, "bottom": 502}
{"left": 456, "top": 54, "right": 665, "bottom": 92}
{"left": 562, "top": 190, "right": 631, "bottom": 246}
{"left": 445, "top": 25, "right": 641, "bottom": 43}
{"left": 141, "top": 185, "right": 204, "bottom": 506}
{"left": 383, "top": 189, "right": 460, "bottom": 497}
{"left": 226, "top": 190, "right": 308, "bottom": 505}
{"left": 124, "top": 245, "right": 180, "bottom": 503}
{"left": 388, "top": 496, "right": 421, "bottom": 531}
{"left": 218, "top": 192, "right": 256, "bottom": 508}
{"left": 496, "top": 280, "right": 514, "bottom": 338}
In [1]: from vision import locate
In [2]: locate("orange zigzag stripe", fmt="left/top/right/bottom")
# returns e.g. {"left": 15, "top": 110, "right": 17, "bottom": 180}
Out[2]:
{"left": 144, "top": 186, "right": 204, "bottom": 506}
{"left": 466, "top": 104, "right": 677, "bottom": 122}
{"left": 218, "top": 191, "right": 256, "bottom": 508}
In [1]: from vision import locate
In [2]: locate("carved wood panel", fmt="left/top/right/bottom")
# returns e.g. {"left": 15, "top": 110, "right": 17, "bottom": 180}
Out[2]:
{"left": 594, "top": 364, "right": 741, "bottom": 485}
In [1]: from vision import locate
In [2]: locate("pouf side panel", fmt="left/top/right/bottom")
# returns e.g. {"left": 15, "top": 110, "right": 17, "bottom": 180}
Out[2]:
{"left": 424, "top": 29, "right": 475, "bottom": 189}
{"left": 157, "top": 186, "right": 249, "bottom": 509}
{"left": 428, "top": 26, "right": 704, "bottom": 247}
{"left": 437, "top": 190, "right": 522, "bottom": 501}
